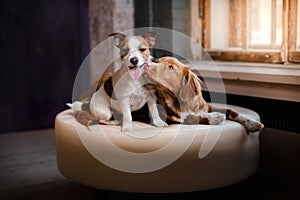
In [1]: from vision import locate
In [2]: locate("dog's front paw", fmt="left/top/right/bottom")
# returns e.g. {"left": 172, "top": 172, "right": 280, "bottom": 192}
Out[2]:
{"left": 153, "top": 119, "right": 168, "bottom": 128}
{"left": 208, "top": 112, "right": 226, "bottom": 125}
{"left": 121, "top": 123, "right": 133, "bottom": 132}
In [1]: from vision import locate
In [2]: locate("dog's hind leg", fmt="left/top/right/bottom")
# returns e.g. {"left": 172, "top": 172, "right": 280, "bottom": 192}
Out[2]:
{"left": 208, "top": 105, "right": 264, "bottom": 133}
{"left": 90, "top": 89, "right": 114, "bottom": 124}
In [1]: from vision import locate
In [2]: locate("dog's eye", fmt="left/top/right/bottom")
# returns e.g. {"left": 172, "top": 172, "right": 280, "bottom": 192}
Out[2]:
{"left": 168, "top": 65, "right": 174, "bottom": 70}
{"left": 139, "top": 48, "right": 146, "bottom": 52}
{"left": 121, "top": 48, "right": 129, "bottom": 54}
{"left": 120, "top": 48, "right": 129, "bottom": 58}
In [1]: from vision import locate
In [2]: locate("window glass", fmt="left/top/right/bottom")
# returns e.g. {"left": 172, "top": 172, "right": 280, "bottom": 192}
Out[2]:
{"left": 275, "top": 0, "right": 282, "bottom": 46}
{"left": 209, "top": 0, "right": 283, "bottom": 49}
{"left": 210, "top": 0, "right": 229, "bottom": 49}
{"left": 248, "top": 0, "right": 272, "bottom": 46}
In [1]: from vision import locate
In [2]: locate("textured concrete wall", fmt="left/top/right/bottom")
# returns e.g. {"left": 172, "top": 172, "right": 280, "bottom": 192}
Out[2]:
{"left": 89, "top": 0, "right": 134, "bottom": 49}
{"left": 88, "top": 0, "right": 134, "bottom": 83}
{"left": 113, "top": 0, "right": 134, "bottom": 33}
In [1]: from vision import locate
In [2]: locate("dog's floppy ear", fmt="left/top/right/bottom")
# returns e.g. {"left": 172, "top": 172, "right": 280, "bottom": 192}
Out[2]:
{"left": 141, "top": 32, "right": 158, "bottom": 47}
{"left": 179, "top": 67, "right": 201, "bottom": 102}
{"left": 109, "top": 33, "right": 127, "bottom": 48}
{"left": 157, "top": 57, "right": 168, "bottom": 63}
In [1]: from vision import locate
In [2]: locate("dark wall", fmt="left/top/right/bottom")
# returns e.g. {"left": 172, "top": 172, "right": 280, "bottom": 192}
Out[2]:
{"left": 0, "top": 0, "right": 89, "bottom": 133}
{"left": 134, "top": 0, "right": 173, "bottom": 28}
{"left": 134, "top": 0, "right": 173, "bottom": 58}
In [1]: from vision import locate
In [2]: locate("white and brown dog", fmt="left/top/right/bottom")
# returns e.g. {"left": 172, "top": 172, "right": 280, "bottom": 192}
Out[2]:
{"left": 144, "top": 57, "right": 264, "bottom": 133}
{"left": 68, "top": 32, "right": 167, "bottom": 131}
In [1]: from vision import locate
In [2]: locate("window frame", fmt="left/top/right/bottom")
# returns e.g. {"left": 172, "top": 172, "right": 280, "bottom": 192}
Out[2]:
{"left": 201, "top": 0, "right": 300, "bottom": 63}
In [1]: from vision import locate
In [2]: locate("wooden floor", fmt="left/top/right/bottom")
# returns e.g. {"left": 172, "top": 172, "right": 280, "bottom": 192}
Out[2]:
{"left": 0, "top": 128, "right": 299, "bottom": 200}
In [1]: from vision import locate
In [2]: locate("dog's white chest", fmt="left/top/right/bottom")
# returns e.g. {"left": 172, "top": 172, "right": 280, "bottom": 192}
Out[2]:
{"left": 110, "top": 77, "right": 150, "bottom": 112}
{"left": 128, "top": 88, "right": 149, "bottom": 110}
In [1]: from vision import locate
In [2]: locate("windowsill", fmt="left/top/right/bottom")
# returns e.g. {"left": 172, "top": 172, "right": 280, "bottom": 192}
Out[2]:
{"left": 190, "top": 61, "right": 300, "bottom": 102}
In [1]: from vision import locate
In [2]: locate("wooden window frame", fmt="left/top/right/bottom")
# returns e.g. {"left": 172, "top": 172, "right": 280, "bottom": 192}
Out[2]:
{"left": 201, "top": 0, "right": 300, "bottom": 63}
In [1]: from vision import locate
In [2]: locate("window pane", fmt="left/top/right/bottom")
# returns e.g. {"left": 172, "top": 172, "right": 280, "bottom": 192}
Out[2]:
{"left": 208, "top": 0, "right": 282, "bottom": 50}
{"left": 248, "top": 0, "right": 272, "bottom": 46}
{"left": 210, "top": 0, "right": 229, "bottom": 49}
{"left": 275, "top": 0, "right": 282, "bottom": 46}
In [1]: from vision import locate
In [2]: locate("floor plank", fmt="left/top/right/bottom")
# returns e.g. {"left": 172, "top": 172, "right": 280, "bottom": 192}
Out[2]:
{"left": 0, "top": 129, "right": 56, "bottom": 157}
{"left": 0, "top": 129, "right": 65, "bottom": 192}
{"left": 1, "top": 180, "right": 96, "bottom": 200}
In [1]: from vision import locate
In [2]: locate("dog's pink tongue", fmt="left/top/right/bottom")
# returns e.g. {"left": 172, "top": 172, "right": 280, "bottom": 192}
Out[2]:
{"left": 129, "top": 68, "right": 142, "bottom": 80}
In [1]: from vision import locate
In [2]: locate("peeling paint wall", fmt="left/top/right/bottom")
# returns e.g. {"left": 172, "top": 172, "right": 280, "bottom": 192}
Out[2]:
{"left": 88, "top": 0, "right": 134, "bottom": 82}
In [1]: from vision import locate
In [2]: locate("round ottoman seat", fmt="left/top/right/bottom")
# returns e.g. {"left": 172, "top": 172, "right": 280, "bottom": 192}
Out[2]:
{"left": 55, "top": 104, "right": 261, "bottom": 193}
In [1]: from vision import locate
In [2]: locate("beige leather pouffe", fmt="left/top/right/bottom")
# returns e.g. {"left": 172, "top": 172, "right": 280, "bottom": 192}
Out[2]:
{"left": 55, "top": 104, "right": 261, "bottom": 193}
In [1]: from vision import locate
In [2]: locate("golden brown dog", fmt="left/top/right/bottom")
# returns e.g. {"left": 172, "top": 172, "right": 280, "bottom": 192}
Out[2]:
{"left": 144, "top": 57, "right": 264, "bottom": 132}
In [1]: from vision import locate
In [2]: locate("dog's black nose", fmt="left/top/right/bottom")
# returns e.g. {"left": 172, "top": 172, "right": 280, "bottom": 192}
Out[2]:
{"left": 130, "top": 57, "right": 138, "bottom": 65}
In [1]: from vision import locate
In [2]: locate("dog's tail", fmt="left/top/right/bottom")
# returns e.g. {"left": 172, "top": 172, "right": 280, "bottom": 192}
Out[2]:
{"left": 73, "top": 110, "right": 99, "bottom": 130}
{"left": 67, "top": 101, "right": 98, "bottom": 130}
{"left": 67, "top": 101, "right": 83, "bottom": 111}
